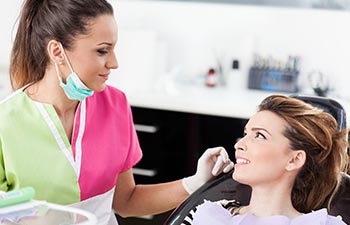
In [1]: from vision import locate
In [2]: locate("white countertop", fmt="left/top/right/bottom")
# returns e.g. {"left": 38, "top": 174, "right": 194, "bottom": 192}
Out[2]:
{"left": 112, "top": 76, "right": 350, "bottom": 122}
{"left": 114, "top": 80, "right": 287, "bottom": 120}
{"left": 1, "top": 73, "right": 349, "bottom": 121}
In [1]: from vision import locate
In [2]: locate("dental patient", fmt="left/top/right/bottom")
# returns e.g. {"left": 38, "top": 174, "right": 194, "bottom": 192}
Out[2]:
{"left": 183, "top": 94, "right": 349, "bottom": 225}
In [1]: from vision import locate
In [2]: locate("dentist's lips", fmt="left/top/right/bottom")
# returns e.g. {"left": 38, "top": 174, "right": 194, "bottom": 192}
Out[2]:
{"left": 99, "top": 73, "right": 110, "bottom": 80}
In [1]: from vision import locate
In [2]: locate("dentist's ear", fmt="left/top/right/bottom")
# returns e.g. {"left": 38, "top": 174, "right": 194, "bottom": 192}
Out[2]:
{"left": 47, "top": 40, "right": 64, "bottom": 64}
{"left": 286, "top": 150, "right": 306, "bottom": 171}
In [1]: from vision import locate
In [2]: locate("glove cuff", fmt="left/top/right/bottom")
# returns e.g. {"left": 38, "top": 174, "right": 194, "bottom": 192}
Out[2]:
{"left": 182, "top": 176, "right": 197, "bottom": 194}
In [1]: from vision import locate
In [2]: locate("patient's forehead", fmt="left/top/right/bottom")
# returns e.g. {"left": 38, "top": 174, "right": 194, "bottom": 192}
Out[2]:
{"left": 245, "top": 110, "right": 288, "bottom": 135}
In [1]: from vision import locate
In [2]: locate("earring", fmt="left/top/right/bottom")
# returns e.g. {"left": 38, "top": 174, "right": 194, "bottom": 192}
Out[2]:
{"left": 59, "top": 61, "right": 63, "bottom": 65}
{"left": 287, "top": 164, "right": 292, "bottom": 170}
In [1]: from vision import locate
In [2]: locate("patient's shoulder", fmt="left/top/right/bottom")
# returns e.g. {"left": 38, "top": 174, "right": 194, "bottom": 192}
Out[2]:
{"left": 181, "top": 199, "right": 242, "bottom": 225}
{"left": 217, "top": 199, "right": 242, "bottom": 215}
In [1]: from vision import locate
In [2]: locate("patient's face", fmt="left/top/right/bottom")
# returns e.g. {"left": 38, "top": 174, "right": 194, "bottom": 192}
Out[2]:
{"left": 233, "top": 110, "right": 294, "bottom": 186}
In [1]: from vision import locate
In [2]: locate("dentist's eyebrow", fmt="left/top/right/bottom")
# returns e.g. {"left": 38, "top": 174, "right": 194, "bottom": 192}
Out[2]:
{"left": 97, "top": 42, "right": 113, "bottom": 46}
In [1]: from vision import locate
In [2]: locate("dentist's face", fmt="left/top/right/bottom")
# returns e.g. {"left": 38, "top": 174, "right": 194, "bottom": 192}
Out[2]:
{"left": 233, "top": 110, "right": 294, "bottom": 186}
{"left": 62, "top": 14, "right": 119, "bottom": 92}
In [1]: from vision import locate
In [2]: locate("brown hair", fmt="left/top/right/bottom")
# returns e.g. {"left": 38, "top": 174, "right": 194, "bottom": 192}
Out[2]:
{"left": 258, "top": 95, "right": 349, "bottom": 213}
{"left": 10, "top": 0, "right": 114, "bottom": 90}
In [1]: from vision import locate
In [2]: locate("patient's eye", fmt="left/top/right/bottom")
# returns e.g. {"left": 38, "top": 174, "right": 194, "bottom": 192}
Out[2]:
{"left": 255, "top": 132, "right": 266, "bottom": 139}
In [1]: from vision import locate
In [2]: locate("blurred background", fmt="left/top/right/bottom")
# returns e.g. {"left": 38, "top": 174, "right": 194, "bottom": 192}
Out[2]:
{"left": 1, "top": 0, "right": 350, "bottom": 224}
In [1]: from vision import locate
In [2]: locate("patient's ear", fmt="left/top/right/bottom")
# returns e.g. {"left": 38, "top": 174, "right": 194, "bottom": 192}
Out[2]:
{"left": 286, "top": 150, "right": 306, "bottom": 171}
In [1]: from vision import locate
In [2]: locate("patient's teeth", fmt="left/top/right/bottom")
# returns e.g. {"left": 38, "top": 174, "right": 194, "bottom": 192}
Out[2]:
{"left": 236, "top": 158, "right": 250, "bottom": 164}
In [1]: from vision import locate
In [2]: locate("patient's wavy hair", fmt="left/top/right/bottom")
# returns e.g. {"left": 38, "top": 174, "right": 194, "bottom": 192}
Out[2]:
{"left": 259, "top": 95, "right": 349, "bottom": 213}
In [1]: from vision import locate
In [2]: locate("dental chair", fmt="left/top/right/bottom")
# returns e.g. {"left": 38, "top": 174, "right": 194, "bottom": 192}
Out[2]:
{"left": 164, "top": 95, "right": 350, "bottom": 225}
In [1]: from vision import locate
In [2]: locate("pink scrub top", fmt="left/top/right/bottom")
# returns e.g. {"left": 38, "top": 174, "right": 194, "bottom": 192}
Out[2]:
{"left": 0, "top": 85, "right": 143, "bottom": 225}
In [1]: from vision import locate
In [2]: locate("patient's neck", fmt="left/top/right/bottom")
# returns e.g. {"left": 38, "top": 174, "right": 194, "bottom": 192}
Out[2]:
{"left": 245, "top": 184, "right": 301, "bottom": 219}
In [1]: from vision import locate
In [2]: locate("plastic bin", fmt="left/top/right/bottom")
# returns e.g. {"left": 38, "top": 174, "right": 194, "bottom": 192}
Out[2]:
{"left": 0, "top": 200, "right": 97, "bottom": 225}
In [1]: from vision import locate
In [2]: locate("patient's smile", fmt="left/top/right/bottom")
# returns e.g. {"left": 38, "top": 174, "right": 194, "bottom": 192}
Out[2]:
{"left": 236, "top": 158, "right": 250, "bottom": 164}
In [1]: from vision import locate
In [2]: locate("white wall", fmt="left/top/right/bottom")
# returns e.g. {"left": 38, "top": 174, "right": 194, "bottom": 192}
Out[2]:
{"left": 0, "top": 1, "right": 22, "bottom": 69}
{"left": 1, "top": 1, "right": 350, "bottom": 99}
{"left": 0, "top": 0, "right": 22, "bottom": 97}
{"left": 112, "top": 0, "right": 350, "bottom": 98}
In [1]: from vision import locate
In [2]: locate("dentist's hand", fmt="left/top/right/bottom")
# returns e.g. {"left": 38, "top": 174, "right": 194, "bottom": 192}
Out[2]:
{"left": 182, "top": 146, "right": 234, "bottom": 194}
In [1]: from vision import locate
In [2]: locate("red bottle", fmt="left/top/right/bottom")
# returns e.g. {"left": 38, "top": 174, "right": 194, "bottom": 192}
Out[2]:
{"left": 206, "top": 68, "right": 217, "bottom": 87}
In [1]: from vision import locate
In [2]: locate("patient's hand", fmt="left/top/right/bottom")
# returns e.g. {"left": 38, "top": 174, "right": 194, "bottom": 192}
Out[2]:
{"left": 182, "top": 147, "right": 234, "bottom": 194}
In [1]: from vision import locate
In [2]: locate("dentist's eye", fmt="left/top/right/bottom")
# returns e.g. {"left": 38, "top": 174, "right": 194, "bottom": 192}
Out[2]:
{"left": 97, "top": 49, "right": 108, "bottom": 55}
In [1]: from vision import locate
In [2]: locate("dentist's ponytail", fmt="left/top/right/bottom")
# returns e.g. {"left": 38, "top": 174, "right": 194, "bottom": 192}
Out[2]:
{"left": 10, "top": 0, "right": 44, "bottom": 90}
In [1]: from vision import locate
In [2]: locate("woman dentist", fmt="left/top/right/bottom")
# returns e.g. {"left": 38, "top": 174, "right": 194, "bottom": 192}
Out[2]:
{"left": 0, "top": 0, "right": 233, "bottom": 224}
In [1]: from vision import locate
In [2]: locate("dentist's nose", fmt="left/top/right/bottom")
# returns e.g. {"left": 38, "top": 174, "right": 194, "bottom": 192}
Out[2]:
{"left": 107, "top": 51, "right": 119, "bottom": 69}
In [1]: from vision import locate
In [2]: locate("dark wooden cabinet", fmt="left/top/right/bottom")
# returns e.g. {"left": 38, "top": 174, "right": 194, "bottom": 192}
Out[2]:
{"left": 130, "top": 107, "right": 193, "bottom": 183}
{"left": 197, "top": 114, "right": 248, "bottom": 163}
{"left": 116, "top": 106, "right": 247, "bottom": 225}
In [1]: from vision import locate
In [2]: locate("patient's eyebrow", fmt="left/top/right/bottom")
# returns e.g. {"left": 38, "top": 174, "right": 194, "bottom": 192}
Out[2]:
{"left": 249, "top": 127, "right": 272, "bottom": 136}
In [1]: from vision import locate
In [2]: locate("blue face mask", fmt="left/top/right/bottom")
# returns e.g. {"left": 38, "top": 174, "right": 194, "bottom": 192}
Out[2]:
{"left": 55, "top": 43, "right": 94, "bottom": 101}
{"left": 57, "top": 71, "right": 94, "bottom": 101}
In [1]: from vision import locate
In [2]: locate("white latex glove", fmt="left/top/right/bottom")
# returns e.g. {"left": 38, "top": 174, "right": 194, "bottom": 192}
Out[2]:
{"left": 182, "top": 146, "right": 234, "bottom": 194}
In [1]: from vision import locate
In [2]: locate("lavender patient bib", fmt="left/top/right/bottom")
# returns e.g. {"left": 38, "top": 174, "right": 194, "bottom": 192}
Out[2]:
{"left": 192, "top": 200, "right": 346, "bottom": 225}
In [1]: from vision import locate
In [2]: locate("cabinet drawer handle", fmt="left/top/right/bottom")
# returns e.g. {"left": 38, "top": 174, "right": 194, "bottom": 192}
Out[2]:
{"left": 133, "top": 167, "right": 157, "bottom": 177}
{"left": 134, "top": 124, "right": 159, "bottom": 133}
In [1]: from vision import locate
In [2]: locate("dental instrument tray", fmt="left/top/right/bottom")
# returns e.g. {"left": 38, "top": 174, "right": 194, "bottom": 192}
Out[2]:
{"left": 247, "top": 54, "right": 300, "bottom": 93}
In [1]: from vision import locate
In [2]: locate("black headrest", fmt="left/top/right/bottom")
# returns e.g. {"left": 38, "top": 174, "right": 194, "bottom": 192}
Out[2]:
{"left": 292, "top": 95, "right": 347, "bottom": 131}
